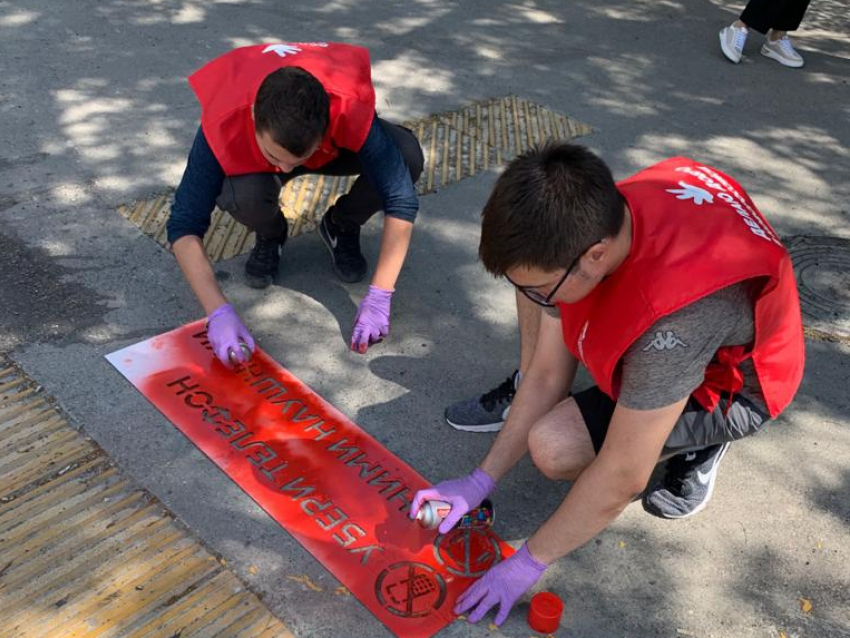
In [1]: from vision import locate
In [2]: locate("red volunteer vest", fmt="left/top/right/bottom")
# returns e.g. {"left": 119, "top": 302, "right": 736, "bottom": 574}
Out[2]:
{"left": 188, "top": 42, "right": 376, "bottom": 175}
{"left": 557, "top": 158, "right": 804, "bottom": 418}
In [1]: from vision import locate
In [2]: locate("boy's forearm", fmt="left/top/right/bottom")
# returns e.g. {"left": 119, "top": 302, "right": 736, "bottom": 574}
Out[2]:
{"left": 526, "top": 456, "right": 638, "bottom": 564}
{"left": 172, "top": 235, "right": 227, "bottom": 314}
{"left": 372, "top": 216, "right": 413, "bottom": 291}
{"left": 480, "top": 364, "right": 573, "bottom": 481}
{"left": 481, "top": 315, "right": 578, "bottom": 481}
{"left": 527, "top": 397, "right": 688, "bottom": 564}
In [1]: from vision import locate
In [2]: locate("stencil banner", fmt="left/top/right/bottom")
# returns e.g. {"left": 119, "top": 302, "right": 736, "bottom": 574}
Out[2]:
{"left": 106, "top": 321, "right": 511, "bottom": 638}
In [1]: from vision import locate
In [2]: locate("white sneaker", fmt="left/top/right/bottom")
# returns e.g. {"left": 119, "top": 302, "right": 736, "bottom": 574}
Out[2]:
{"left": 761, "top": 35, "right": 804, "bottom": 68}
{"left": 719, "top": 24, "right": 748, "bottom": 64}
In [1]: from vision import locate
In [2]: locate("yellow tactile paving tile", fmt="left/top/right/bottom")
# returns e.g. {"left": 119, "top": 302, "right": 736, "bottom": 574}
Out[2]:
{"left": 0, "top": 362, "right": 294, "bottom": 638}
{"left": 116, "top": 95, "right": 592, "bottom": 262}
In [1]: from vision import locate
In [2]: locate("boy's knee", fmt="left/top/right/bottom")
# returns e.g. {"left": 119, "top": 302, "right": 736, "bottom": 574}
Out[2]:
{"left": 217, "top": 174, "right": 280, "bottom": 218}
{"left": 528, "top": 419, "right": 576, "bottom": 480}
{"left": 395, "top": 127, "right": 424, "bottom": 181}
{"left": 528, "top": 400, "right": 595, "bottom": 481}
{"left": 528, "top": 425, "right": 564, "bottom": 480}
{"left": 405, "top": 143, "right": 424, "bottom": 181}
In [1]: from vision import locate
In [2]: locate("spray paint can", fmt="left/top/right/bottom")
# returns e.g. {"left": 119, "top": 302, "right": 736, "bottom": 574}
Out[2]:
{"left": 227, "top": 342, "right": 253, "bottom": 365}
{"left": 416, "top": 498, "right": 495, "bottom": 530}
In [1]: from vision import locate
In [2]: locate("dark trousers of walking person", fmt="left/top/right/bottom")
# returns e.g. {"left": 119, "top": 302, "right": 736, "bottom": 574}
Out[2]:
{"left": 740, "top": 0, "right": 812, "bottom": 34}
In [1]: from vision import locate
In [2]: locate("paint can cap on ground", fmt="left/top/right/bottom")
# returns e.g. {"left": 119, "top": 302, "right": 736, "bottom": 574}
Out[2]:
{"left": 528, "top": 591, "right": 564, "bottom": 634}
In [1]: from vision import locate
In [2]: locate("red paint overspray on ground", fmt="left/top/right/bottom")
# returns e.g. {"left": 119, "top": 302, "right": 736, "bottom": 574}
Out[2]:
{"left": 106, "top": 321, "right": 512, "bottom": 638}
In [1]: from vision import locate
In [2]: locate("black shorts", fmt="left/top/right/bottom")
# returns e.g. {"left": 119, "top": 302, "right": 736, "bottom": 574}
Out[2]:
{"left": 573, "top": 386, "right": 771, "bottom": 456}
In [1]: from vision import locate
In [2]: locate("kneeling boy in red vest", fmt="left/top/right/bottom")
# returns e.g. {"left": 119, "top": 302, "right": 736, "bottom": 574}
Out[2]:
{"left": 167, "top": 42, "right": 423, "bottom": 363}
{"left": 413, "top": 143, "right": 805, "bottom": 626}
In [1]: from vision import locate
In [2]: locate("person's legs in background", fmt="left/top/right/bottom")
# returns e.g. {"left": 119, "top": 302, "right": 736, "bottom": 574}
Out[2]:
{"left": 220, "top": 120, "right": 423, "bottom": 288}
{"left": 751, "top": 0, "right": 811, "bottom": 67}
{"left": 216, "top": 173, "right": 288, "bottom": 289}
{"left": 719, "top": 0, "right": 811, "bottom": 67}
{"left": 719, "top": 14, "right": 751, "bottom": 64}
{"left": 318, "top": 119, "right": 424, "bottom": 283}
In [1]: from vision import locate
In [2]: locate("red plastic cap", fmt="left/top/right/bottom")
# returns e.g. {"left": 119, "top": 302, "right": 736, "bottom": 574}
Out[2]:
{"left": 528, "top": 591, "right": 564, "bottom": 634}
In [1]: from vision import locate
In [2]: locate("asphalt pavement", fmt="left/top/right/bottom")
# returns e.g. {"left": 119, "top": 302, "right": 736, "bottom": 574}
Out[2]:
{"left": 1, "top": 1, "right": 848, "bottom": 636}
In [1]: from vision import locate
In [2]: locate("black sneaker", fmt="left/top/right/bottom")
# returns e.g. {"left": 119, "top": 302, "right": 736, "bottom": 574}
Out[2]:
{"left": 245, "top": 235, "right": 284, "bottom": 289}
{"left": 642, "top": 442, "right": 731, "bottom": 519}
{"left": 444, "top": 371, "right": 519, "bottom": 432}
{"left": 319, "top": 208, "right": 367, "bottom": 283}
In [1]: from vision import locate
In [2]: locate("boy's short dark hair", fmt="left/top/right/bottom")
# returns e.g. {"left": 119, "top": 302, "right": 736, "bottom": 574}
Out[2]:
{"left": 254, "top": 67, "right": 330, "bottom": 157}
{"left": 479, "top": 143, "right": 625, "bottom": 276}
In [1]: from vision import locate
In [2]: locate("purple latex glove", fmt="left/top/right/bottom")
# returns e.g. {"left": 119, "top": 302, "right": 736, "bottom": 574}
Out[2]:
{"left": 206, "top": 303, "right": 255, "bottom": 368}
{"left": 409, "top": 468, "right": 496, "bottom": 534}
{"left": 455, "top": 543, "right": 547, "bottom": 625}
{"left": 351, "top": 285, "right": 392, "bottom": 354}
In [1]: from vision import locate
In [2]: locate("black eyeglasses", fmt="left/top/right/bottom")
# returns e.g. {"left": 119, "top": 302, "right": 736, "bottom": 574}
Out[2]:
{"left": 504, "top": 241, "right": 601, "bottom": 308}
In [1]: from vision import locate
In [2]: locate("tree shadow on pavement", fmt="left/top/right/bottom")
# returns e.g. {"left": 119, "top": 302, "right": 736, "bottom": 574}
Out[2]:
{"left": 2, "top": 0, "right": 849, "bottom": 636}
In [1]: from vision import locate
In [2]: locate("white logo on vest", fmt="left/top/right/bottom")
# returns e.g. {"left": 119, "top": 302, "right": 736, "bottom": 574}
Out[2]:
{"left": 673, "top": 165, "right": 778, "bottom": 244}
{"left": 665, "top": 181, "right": 714, "bottom": 205}
{"left": 262, "top": 44, "right": 303, "bottom": 58}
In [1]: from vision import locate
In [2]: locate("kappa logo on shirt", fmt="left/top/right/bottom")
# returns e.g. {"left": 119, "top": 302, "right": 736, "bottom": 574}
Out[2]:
{"left": 666, "top": 181, "right": 714, "bottom": 205}
{"left": 643, "top": 331, "right": 688, "bottom": 351}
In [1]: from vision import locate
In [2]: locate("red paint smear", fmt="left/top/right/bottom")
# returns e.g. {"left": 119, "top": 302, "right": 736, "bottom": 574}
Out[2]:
{"left": 110, "top": 321, "right": 513, "bottom": 638}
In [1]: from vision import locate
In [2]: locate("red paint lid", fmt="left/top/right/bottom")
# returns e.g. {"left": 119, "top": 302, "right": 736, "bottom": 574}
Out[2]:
{"left": 528, "top": 591, "right": 564, "bottom": 634}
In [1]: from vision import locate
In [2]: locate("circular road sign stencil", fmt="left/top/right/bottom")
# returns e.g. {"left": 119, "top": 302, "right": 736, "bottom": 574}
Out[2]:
{"left": 433, "top": 527, "right": 502, "bottom": 578}
{"left": 375, "top": 562, "right": 447, "bottom": 618}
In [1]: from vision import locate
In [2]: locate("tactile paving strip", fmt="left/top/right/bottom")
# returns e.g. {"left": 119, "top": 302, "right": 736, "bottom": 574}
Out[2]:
{"left": 0, "top": 361, "right": 294, "bottom": 638}
{"left": 117, "top": 95, "right": 592, "bottom": 262}
{"left": 786, "top": 235, "right": 850, "bottom": 342}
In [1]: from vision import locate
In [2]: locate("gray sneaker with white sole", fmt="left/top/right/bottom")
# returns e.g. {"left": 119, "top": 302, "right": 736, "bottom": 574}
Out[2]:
{"left": 445, "top": 371, "right": 519, "bottom": 432}
{"left": 642, "top": 442, "right": 731, "bottom": 519}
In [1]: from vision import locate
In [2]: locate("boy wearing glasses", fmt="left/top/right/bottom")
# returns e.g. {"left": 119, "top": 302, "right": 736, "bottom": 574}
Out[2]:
{"left": 414, "top": 143, "right": 804, "bottom": 626}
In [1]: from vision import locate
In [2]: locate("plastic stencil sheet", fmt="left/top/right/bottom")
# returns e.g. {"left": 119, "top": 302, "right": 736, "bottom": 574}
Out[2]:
{"left": 106, "top": 321, "right": 512, "bottom": 638}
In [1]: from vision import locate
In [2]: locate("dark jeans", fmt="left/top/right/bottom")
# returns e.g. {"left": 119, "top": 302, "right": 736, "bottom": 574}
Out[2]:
{"left": 216, "top": 119, "right": 424, "bottom": 241}
{"left": 740, "top": 0, "right": 812, "bottom": 34}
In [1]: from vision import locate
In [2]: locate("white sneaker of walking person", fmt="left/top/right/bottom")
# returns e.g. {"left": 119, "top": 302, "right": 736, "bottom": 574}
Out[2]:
{"left": 719, "top": 24, "right": 749, "bottom": 64}
{"left": 761, "top": 32, "right": 805, "bottom": 68}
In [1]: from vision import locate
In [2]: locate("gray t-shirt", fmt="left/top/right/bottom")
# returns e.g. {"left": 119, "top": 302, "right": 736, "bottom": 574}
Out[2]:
{"left": 616, "top": 281, "right": 766, "bottom": 411}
